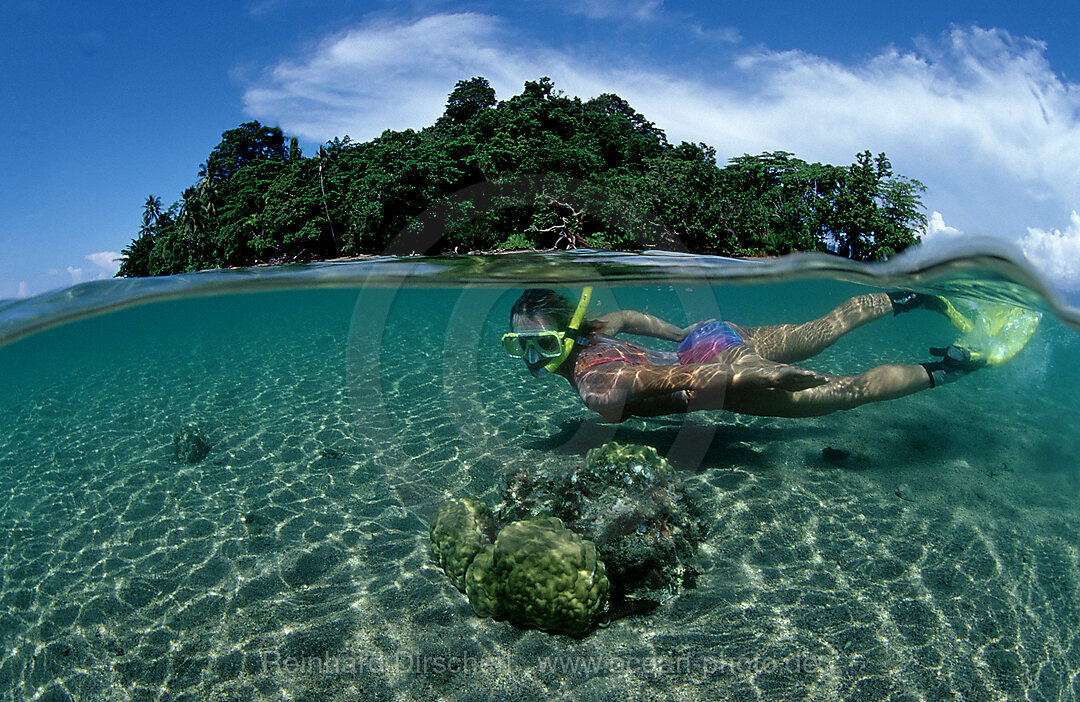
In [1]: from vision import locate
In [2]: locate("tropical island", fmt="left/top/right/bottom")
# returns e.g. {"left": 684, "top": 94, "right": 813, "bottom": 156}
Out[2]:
{"left": 117, "top": 77, "right": 927, "bottom": 277}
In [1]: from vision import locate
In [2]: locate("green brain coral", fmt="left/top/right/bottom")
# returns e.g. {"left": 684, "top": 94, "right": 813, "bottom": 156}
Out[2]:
{"left": 463, "top": 544, "right": 500, "bottom": 617}
{"left": 585, "top": 441, "right": 672, "bottom": 478}
{"left": 465, "top": 516, "right": 608, "bottom": 636}
{"left": 429, "top": 497, "right": 493, "bottom": 590}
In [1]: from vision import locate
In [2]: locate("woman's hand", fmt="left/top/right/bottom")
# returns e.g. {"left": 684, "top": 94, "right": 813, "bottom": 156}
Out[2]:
{"left": 732, "top": 364, "right": 829, "bottom": 392}
{"left": 678, "top": 319, "right": 716, "bottom": 341}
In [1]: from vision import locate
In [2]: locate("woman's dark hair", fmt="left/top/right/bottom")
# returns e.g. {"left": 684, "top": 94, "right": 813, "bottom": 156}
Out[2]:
{"left": 510, "top": 289, "right": 601, "bottom": 334}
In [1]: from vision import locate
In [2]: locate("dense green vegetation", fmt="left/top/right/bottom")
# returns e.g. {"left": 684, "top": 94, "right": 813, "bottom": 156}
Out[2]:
{"left": 118, "top": 77, "right": 927, "bottom": 277}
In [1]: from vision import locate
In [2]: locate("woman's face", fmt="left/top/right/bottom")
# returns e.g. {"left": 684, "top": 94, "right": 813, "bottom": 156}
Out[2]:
{"left": 509, "top": 313, "right": 561, "bottom": 376}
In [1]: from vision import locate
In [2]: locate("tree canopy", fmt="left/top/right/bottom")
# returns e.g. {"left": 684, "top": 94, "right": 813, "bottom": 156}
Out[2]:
{"left": 118, "top": 77, "right": 926, "bottom": 277}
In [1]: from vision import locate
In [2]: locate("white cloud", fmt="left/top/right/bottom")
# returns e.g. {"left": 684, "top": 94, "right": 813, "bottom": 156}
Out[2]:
{"left": 244, "top": 13, "right": 538, "bottom": 142}
{"left": 612, "top": 28, "right": 1080, "bottom": 244}
{"left": 244, "top": 18, "right": 1080, "bottom": 286}
{"left": 690, "top": 24, "right": 741, "bottom": 44}
{"left": 559, "top": 0, "right": 663, "bottom": 21}
{"left": 86, "top": 250, "right": 120, "bottom": 278}
{"left": 15, "top": 281, "right": 30, "bottom": 299}
{"left": 1022, "top": 211, "right": 1080, "bottom": 288}
{"left": 44, "top": 253, "right": 120, "bottom": 291}
{"left": 247, "top": 0, "right": 288, "bottom": 17}
{"left": 923, "top": 211, "right": 964, "bottom": 241}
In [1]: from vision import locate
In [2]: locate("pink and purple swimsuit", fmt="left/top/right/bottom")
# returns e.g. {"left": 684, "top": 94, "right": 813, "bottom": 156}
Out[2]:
{"left": 572, "top": 321, "right": 745, "bottom": 382}
{"left": 676, "top": 321, "right": 745, "bottom": 364}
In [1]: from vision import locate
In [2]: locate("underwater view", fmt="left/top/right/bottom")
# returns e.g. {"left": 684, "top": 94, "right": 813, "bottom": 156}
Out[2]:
{"left": 1, "top": 250, "right": 1078, "bottom": 701}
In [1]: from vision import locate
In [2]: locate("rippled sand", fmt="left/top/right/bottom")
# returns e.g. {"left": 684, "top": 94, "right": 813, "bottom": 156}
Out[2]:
{"left": 0, "top": 287, "right": 1077, "bottom": 701}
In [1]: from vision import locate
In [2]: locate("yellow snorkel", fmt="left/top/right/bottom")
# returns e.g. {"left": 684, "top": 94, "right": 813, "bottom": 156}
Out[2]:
{"left": 543, "top": 287, "right": 592, "bottom": 373}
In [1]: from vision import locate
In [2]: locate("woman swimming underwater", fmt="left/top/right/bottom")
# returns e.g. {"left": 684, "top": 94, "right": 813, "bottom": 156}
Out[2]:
{"left": 501, "top": 288, "right": 980, "bottom": 423}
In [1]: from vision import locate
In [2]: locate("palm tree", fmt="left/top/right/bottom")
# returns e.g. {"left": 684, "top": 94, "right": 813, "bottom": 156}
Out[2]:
{"left": 175, "top": 180, "right": 217, "bottom": 271}
{"left": 141, "top": 195, "right": 165, "bottom": 231}
{"left": 118, "top": 195, "right": 167, "bottom": 277}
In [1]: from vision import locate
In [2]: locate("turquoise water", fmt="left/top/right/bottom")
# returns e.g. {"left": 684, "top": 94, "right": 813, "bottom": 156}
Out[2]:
{"left": 1, "top": 251, "right": 1079, "bottom": 700}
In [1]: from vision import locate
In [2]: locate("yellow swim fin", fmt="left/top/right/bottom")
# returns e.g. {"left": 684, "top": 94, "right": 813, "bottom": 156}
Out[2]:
{"left": 947, "top": 300, "right": 1041, "bottom": 367}
{"left": 889, "top": 290, "right": 974, "bottom": 332}
{"left": 934, "top": 296, "right": 974, "bottom": 334}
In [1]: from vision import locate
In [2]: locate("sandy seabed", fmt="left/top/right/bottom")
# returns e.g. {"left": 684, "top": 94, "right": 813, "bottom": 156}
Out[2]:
{"left": 0, "top": 290, "right": 1078, "bottom": 702}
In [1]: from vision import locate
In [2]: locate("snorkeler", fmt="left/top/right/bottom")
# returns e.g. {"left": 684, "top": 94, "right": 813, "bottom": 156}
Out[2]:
{"left": 502, "top": 288, "right": 984, "bottom": 423}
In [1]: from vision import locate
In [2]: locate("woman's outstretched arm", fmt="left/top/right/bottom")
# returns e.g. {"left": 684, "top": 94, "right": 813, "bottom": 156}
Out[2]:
{"left": 592, "top": 310, "right": 708, "bottom": 341}
{"left": 574, "top": 362, "right": 828, "bottom": 422}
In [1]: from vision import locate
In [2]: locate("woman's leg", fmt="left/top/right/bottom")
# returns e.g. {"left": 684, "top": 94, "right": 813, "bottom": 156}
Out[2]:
{"left": 735, "top": 293, "right": 894, "bottom": 364}
{"left": 722, "top": 362, "right": 932, "bottom": 418}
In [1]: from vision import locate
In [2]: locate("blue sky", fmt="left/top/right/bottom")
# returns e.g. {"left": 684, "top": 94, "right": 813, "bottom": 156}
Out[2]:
{"left": 3, "top": 0, "right": 1080, "bottom": 299}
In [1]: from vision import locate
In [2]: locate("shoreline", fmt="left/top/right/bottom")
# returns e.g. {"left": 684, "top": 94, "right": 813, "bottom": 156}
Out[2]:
{"left": 218, "top": 248, "right": 781, "bottom": 271}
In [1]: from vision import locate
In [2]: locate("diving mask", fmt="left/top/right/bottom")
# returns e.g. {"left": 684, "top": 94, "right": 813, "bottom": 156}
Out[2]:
{"left": 501, "top": 331, "right": 568, "bottom": 361}
{"left": 502, "top": 287, "right": 592, "bottom": 372}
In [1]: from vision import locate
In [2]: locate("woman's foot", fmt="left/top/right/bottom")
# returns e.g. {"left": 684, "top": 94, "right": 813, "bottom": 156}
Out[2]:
{"left": 888, "top": 290, "right": 950, "bottom": 316}
{"left": 920, "top": 344, "right": 986, "bottom": 386}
